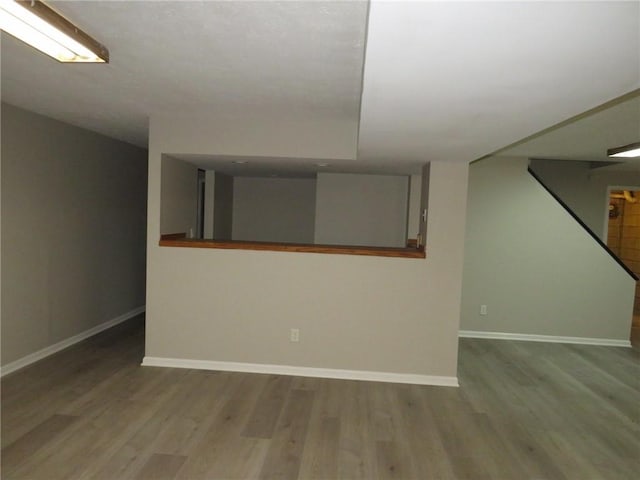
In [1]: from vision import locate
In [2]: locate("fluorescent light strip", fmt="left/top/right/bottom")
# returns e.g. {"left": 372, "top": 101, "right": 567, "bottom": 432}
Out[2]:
{"left": 609, "top": 147, "right": 640, "bottom": 158}
{"left": 0, "top": 0, "right": 105, "bottom": 62}
{"left": 608, "top": 142, "right": 640, "bottom": 158}
{"left": 0, "top": 7, "right": 76, "bottom": 60}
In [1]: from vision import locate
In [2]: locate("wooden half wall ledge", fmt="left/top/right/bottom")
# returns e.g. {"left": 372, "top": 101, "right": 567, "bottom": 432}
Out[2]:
{"left": 159, "top": 235, "right": 426, "bottom": 259}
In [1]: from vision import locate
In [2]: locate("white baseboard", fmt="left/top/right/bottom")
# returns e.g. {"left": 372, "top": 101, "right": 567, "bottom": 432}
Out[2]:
{"left": 1, "top": 306, "right": 146, "bottom": 377}
{"left": 459, "top": 330, "right": 631, "bottom": 347}
{"left": 141, "top": 356, "right": 459, "bottom": 387}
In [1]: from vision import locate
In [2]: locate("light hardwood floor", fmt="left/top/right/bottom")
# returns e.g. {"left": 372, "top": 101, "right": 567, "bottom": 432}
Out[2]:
{"left": 2, "top": 315, "right": 638, "bottom": 479}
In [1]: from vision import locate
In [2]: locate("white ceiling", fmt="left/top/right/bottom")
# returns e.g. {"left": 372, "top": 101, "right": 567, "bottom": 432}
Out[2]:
{"left": 1, "top": 0, "right": 368, "bottom": 147}
{"left": 1, "top": 0, "right": 639, "bottom": 174}
{"left": 358, "top": 1, "right": 640, "bottom": 166}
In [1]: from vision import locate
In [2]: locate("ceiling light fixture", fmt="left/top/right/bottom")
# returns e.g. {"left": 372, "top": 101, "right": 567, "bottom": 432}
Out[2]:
{"left": 316, "top": 163, "right": 330, "bottom": 167}
{"left": 232, "top": 160, "right": 248, "bottom": 164}
{"left": 0, "top": 0, "right": 109, "bottom": 63}
{"left": 607, "top": 142, "right": 640, "bottom": 158}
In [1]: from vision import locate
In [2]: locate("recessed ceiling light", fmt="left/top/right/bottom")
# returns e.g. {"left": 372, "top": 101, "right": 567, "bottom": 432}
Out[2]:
{"left": 232, "top": 160, "right": 248, "bottom": 164}
{"left": 607, "top": 142, "right": 640, "bottom": 158}
{"left": 316, "top": 163, "right": 330, "bottom": 167}
{"left": 0, "top": 0, "right": 109, "bottom": 63}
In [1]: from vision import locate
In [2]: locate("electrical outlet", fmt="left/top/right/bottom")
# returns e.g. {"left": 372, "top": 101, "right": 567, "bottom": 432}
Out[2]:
{"left": 480, "top": 305, "right": 488, "bottom": 316}
{"left": 290, "top": 328, "right": 300, "bottom": 342}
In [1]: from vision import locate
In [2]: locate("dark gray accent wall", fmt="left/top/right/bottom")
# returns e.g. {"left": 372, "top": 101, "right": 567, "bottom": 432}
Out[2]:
{"left": 1, "top": 103, "right": 148, "bottom": 366}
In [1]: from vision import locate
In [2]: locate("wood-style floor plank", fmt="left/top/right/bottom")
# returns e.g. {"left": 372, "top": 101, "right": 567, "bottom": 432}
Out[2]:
{"left": 134, "top": 453, "right": 187, "bottom": 480}
{"left": 0, "top": 414, "right": 78, "bottom": 477}
{"left": 297, "top": 416, "right": 339, "bottom": 480}
{"left": 297, "top": 380, "right": 342, "bottom": 480}
{"left": 336, "top": 380, "right": 377, "bottom": 480}
{"left": 242, "top": 375, "right": 292, "bottom": 440}
{"left": 173, "top": 374, "right": 268, "bottom": 480}
{"left": 2, "top": 315, "right": 639, "bottom": 480}
{"left": 258, "top": 389, "right": 314, "bottom": 480}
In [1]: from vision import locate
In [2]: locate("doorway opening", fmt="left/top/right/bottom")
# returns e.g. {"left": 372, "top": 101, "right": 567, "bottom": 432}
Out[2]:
{"left": 606, "top": 189, "right": 640, "bottom": 344}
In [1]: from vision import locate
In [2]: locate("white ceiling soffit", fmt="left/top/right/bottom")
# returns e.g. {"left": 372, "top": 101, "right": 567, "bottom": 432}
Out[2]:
{"left": 499, "top": 92, "right": 640, "bottom": 163}
{"left": 358, "top": 1, "right": 640, "bottom": 165}
{"left": 2, "top": 0, "right": 638, "bottom": 172}
{"left": 1, "top": 0, "right": 368, "bottom": 148}
{"left": 174, "top": 153, "right": 414, "bottom": 178}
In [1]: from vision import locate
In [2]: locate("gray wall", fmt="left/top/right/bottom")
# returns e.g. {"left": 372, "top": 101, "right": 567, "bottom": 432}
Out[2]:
{"left": 203, "top": 170, "right": 216, "bottom": 238}
{"left": 460, "top": 156, "right": 635, "bottom": 340}
{"left": 232, "top": 177, "right": 316, "bottom": 244}
{"left": 146, "top": 111, "right": 469, "bottom": 380}
{"left": 213, "top": 173, "right": 234, "bottom": 240}
{"left": 314, "top": 173, "right": 409, "bottom": 247}
{"left": 1, "top": 103, "right": 148, "bottom": 366}
{"left": 160, "top": 155, "right": 198, "bottom": 236}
